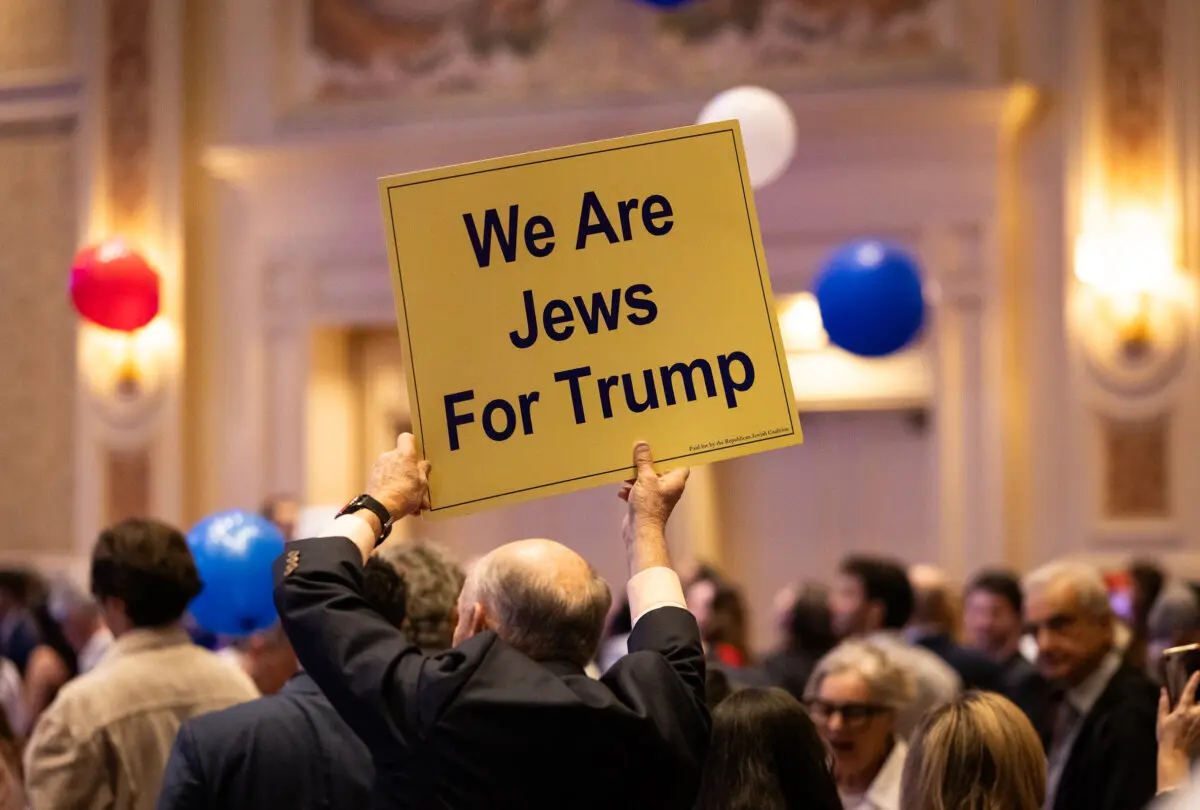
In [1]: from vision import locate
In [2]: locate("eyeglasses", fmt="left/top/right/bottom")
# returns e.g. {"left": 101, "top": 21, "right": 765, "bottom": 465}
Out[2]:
{"left": 805, "top": 699, "right": 892, "bottom": 728}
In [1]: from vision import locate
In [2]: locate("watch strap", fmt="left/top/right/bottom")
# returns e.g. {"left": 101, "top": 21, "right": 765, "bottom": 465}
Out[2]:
{"left": 337, "top": 494, "right": 393, "bottom": 544}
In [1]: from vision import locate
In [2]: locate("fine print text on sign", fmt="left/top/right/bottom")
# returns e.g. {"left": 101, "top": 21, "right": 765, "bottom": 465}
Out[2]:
{"left": 379, "top": 121, "right": 801, "bottom": 517}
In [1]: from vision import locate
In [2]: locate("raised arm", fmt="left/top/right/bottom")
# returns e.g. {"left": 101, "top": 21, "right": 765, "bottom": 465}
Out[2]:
{"left": 272, "top": 434, "right": 438, "bottom": 755}
{"left": 616, "top": 443, "right": 708, "bottom": 720}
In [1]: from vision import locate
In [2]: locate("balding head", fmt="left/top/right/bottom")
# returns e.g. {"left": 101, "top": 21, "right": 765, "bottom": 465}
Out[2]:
{"left": 454, "top": 539, "right": 612, "bottom": 667}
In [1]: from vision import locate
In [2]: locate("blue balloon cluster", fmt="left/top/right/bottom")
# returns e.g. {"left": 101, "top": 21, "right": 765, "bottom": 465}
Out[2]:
{"left": 813, "top": 239, "right": 926, "bottom": 357}
{"left": 187, "top": 510, "right": 285, "bottom": 637}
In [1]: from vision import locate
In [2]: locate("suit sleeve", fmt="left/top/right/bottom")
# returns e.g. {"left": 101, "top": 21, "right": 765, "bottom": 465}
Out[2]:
{"left": 273, "top": 537, "right": 466, "bottom": 758}
{"left": 626, "top": 606, "right": 707, "bottom": 712}
{"left": 614, "top": 605, "right": 711, "bottom": 799}
{"left": 154, "top": 724, "right": 208, "bottom": 810}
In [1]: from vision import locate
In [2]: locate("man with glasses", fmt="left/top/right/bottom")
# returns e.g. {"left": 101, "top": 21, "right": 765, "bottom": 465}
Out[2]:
{"left": 1023, "top": 560, "right": 1158, "bottom": 810}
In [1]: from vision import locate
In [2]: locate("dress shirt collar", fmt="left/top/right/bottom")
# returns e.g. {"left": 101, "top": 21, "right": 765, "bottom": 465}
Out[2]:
{"left": 864, "top": 738, "right": 908, "bottom": 810}
{"left": 1066, "top": 649, "right": 1121, "bottom": 717}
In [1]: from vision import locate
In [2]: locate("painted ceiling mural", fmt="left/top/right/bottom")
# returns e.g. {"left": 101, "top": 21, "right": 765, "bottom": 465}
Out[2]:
{"left": 298, "top": 0, "right": 965, "bottom": 106}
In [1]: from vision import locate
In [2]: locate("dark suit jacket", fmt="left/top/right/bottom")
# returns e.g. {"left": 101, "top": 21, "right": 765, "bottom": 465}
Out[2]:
{"left": 1050, "top": 662, "right": 1158, "bottom": 810}
{"left": 996, "top": 651, "right": 1053, "bottom": 738}
{"left": 274, "top": 537, "right": 711, "bottom": 810}
{"left": 155, "top": 671, "right": 373, "bottom": 810}
{"left": 916, "top": 633, "right": 1005, "bottom": 692}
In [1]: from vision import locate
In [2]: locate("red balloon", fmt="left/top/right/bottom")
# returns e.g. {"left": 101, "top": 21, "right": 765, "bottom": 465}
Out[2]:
{"left": 69, "top": 240, "right": 160, "bottom": 332}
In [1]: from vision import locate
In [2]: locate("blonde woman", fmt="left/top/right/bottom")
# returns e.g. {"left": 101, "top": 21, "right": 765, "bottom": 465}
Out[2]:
{"left": 899, "top": 691, "right": 1045, "bottom": 810}
{"left": 805, "top": 641, "right": 914, "bottom": 810}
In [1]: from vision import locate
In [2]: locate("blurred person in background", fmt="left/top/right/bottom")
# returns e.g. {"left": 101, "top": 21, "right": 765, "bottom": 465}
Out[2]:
{"left": 962, "top": 569, "right": 1051, "bottom": 730}
{"left": 373, "top": 540, "right": 465, "bottom": 652}
{"left": 46, "top": 577, "right": 113, "bottom": 675}
{"left": 0, "top": 703, "right": 24, "bottom": 810}
{"left": 1023, "top": 560, "right": 1158, "bottom": 810}
{"left": 0, "top": 571, "right": 42, "bottom": 677}
{"left": 595, "top": 596, "right": 632, "bottom": 673}
{"left": 805, "top": 641, "right": 914, "bottom": 810}
{"left": 830, "top": 556, "right": 959, "bottom": 737}
{"left": 686, "top": 574, "right": 750, "bottom": 668}
{"left": 761, "top": 581, "right": 837, "bottom": 701}
{"left": 1128, "top": 560, "right": 1166, "bottom": 672}
{"left": 260, "top": 495, "right": 300, "bottom": 543}
{"left": 907, "top": 565, "right": 1002, "bottom": 692}
{"left": 157, "top": 538, "right": 464, "bottom": 810}
{"left": 694, "top": 687, "right": 842, "bottom": 810}
{"left": 218, "top": 625, "right": 297, "bottom": 697}
{"left": 20, "top": 597, "right": 77, "bottom": 738}
{"left": 900, "top": 691, "right": 1045, "bottom": 810}
{"left": 24, "top": 519, "right": 259, "bottom": 810}
{"left": 1145, "top": 582, "right": 1200, "bottom": 683}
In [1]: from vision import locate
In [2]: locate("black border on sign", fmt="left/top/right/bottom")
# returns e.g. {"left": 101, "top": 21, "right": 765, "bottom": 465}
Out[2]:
{"left": 384, "top": 128, "right": 796, "bottom": 512}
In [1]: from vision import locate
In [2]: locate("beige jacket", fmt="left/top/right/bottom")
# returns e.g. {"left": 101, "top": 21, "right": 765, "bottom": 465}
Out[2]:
{"left": 23, "top": 626, "right": 259, "bottom": 810}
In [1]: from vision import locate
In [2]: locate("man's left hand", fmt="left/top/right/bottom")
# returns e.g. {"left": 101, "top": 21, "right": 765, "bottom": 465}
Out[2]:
{"left": 367, "top": 434, "right": 431, "bottom": 519}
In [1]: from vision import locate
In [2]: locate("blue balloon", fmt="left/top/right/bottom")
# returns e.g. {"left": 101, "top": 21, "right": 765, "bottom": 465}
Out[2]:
{"left": 186, "top": 510, "right": 285, "bottom": 637}
{"left": 813, "top": 239, "right": 926, "bottom": 357}
{"left": 637, "top": 0, "right": 694, "bottom": 7}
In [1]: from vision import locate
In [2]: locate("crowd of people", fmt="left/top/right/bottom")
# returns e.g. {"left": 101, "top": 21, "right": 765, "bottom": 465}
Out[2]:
{"left": 0, "top": 436, "right": 1198, "bottom": 808}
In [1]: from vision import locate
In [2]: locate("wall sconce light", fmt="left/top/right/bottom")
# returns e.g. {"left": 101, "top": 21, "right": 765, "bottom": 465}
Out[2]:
{"left": 779, "top": 292, "right": 828, "bottom": 352}
{"left": 79, "top": 317, "right": 177, "bottom": 405}
{"left": 1074, "top": 206, "right": 1184, "bottom": 362}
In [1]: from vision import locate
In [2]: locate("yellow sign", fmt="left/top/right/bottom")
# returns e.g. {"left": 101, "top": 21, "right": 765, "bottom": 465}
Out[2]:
{"left": 379, "top": 121, "right": 801, "bottom": 517}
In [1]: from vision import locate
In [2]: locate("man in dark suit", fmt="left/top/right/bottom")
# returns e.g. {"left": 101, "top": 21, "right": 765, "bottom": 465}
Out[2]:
{"left": 156, "top": 539, "right": 465, "bottom": 810}
{"left": 274, "top": 435, "right": 709, "bottom": 810}
{"left": 1024, "top": 561, "right": 1159, "bottom": 810}
{"left": 963, "top": 569, "right": 1053, "bottom": 729}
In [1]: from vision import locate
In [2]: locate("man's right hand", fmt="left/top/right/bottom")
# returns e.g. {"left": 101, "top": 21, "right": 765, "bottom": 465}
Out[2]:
{"left": 367, "top": 433, "right": 431, "bottom": 519}
{"left": 619, "top": 442, "right": 689, "bottom": 531}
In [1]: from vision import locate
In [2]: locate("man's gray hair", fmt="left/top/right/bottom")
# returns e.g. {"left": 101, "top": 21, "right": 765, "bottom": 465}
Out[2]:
{"left": 1148, "top": 582, "right": 1200, "bottom": 641}
{"left": 468, "top": 553, "right": 611, "bottom": 667}
{"left": 375, "top": 540, "right": 465, "bottom": 651}
{"left": 46, "top": 576, "right": 100, "bottom": 624}
{"left": 1023, "top": 561, "right": 1112, "bottom": 620}
{"left": 805, "top": 640, "right": 915, "bottom": 709}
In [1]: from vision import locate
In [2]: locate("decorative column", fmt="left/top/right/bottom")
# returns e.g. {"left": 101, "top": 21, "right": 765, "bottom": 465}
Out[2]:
{"left": 1064, "top": 0, "right": 1198, "bottom": 560}
{"left": 76, "top": 0, "right": 185, "bottom": 546}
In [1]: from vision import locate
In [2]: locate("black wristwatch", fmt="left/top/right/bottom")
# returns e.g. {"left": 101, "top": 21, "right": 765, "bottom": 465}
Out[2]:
{"left": 337, "top": 494, "right": 393, "bottom": 545}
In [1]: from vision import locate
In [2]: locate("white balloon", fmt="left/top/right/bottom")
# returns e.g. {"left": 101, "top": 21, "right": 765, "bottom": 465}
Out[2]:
{"left": 697, "top": 86, "right": 797, "bottom": 189}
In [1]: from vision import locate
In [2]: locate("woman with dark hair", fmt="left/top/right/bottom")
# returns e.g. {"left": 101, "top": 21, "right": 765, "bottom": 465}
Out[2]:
{"left": 21, "top": 598, "right": 77, "bottom": 734}
{"left": 763, "top": 582, "right": 837, "bottom": 700}
{"left": 694, "top": 687, "right": 842, "bottom": 810}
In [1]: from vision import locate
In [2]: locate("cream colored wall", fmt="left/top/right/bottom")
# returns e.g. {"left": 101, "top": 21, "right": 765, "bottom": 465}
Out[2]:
{"left": 304, "top": 329, "right": 359, "bottom": 506}
{"left": 0, "top": 1, "right": 78, "bottom": 560}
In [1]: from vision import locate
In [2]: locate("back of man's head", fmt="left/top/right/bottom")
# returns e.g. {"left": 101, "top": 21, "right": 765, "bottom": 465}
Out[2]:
{"left": 840, "top": 556, "right": 915, "bottom": 630}
{"left": 908, "top": 564, "right": 955, "bottom": 633}
{"left": 465, "top": 539, "right": 611, "bottom": 667}
{"left": 91, "top": 519, "right": 202, "bottom": 630}
{"left": 368, "top": 541, "right": 464, "bottom": 651}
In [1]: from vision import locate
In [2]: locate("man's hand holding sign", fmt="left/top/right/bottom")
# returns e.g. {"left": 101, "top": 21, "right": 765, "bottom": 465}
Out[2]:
{"left": 379, "top": 121, "right": 801, "bottom": 516}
